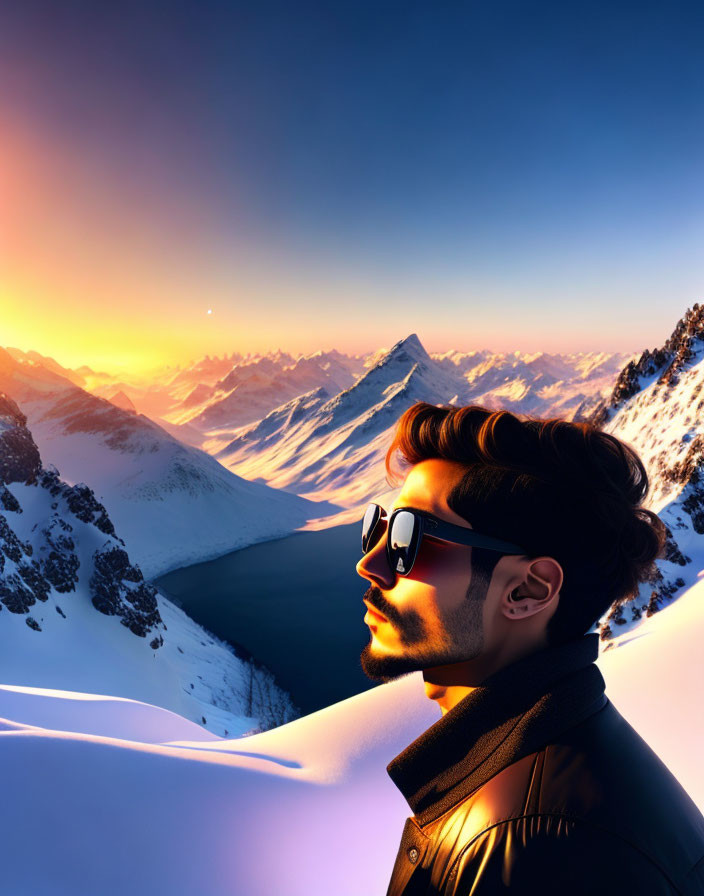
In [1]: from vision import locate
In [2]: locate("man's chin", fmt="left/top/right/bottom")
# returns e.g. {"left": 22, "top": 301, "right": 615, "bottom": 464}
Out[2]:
{"left": 359, "top": 643, "right": 427, "bottom": 683}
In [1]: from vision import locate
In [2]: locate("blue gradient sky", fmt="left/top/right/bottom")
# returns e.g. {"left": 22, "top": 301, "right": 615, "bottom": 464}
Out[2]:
{"left": 2, "top": 0, "right": 703, "bottom": 369}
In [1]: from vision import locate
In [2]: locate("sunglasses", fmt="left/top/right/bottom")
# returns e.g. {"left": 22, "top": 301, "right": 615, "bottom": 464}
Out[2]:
{"left": 361, "top": 502, "right": 529, "bottom": 576}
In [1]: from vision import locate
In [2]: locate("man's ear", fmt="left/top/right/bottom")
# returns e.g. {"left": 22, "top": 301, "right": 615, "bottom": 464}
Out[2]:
{"left": 502, "top": 557, "right": 563, "bottom": 619}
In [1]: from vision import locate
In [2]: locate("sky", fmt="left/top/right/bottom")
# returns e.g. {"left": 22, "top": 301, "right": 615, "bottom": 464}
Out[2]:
{"left": 2, "top": 0, "right": 704, "bottom": 374}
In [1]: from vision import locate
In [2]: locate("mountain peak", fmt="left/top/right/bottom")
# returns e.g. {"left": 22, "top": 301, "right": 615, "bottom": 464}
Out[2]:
{"left": 400, "top": 332, "right": 424, "bottom": 349}
{"left": 662, "top": 303, "right": 704, "bottom": 366}
{"left": 388, "top": 333, "right": 429, "bottom": 361}
{"left": 362, "top": 333, "right": 431, "bottom": 378}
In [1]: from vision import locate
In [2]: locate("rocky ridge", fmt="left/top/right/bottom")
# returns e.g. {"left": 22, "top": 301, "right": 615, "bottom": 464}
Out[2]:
{"left": 590, "top": 303, "right": 704, "bottom": 427}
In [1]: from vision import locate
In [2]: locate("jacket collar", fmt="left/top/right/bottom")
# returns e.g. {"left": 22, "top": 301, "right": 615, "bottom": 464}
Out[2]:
{"left": 386, "top": 632, "right": 607, "bottom": 826}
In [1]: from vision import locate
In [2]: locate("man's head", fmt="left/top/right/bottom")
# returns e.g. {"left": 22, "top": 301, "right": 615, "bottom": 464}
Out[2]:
{"left": 356, "top": 402, "right": 666, "bottom": 685}
{"left": 357, "top": 457, "right": 563, "bottom": 683}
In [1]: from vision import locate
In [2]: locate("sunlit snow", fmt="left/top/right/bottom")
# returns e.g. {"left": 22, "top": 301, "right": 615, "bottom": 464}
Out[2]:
{"left": 0, "top": 576, "right": 701, "bottom": 895}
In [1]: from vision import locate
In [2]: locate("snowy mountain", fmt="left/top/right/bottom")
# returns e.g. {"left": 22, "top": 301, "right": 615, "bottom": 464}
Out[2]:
{"left": 582, "top": 304, "right": 704, "bottom": 641}
{"left": 214, "top": 334, "right": 468, "bottom": 505}
{"left": 0, "top": 391, "right": 297, "bottom": 736}
{"left": 213, "top": 335, "right": 632, "bottom": 508}
{"left": 0, "top": 347, "right": 336, "bottom": 579}
{"left": 0, "top": 572, "right": 700, "bottom": 895}
{"left": 173, "top": 349, "right": 363, "bottom": 430}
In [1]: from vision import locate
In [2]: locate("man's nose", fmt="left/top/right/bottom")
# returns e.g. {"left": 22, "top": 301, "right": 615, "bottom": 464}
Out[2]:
{"left": 356, "top": 535, "right": 396, "bottom": 589}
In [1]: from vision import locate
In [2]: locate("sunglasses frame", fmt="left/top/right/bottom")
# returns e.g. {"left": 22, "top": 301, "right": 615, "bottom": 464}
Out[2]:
{"left": 361, "top": 502, "right": 529, "bottom": 576}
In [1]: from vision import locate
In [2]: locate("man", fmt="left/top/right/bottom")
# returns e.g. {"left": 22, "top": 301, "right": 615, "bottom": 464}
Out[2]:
{"left": 356, "top": 401, "right": 704, "bottom": 895}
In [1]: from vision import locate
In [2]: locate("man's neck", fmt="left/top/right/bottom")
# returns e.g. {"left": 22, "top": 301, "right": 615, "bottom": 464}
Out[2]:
{"left": 422, "top": 637, "right": 548, "bottom": 716}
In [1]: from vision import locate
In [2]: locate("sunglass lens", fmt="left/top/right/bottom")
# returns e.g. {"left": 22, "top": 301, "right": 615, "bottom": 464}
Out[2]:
{"left": 389, "top": 510, "right": 417, "bottom": 574}
{"left": 362, "top": 504, "right": 382, "bottom": 553}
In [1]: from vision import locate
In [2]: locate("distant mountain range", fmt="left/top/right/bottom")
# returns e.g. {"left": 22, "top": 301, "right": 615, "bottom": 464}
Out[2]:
{"left": 2, "top": 315, "right": 701, "bottom": 675}
{"left": 197, "top": 335, "right": 633, "bottom": 507}
{"left": 0, "top": 346, "right": 333, "bottom": 580}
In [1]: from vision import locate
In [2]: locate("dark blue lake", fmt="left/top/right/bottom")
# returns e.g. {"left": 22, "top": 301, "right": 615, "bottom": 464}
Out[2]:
{"left": 152, "top": 521, "right": 379, "bottom": 717}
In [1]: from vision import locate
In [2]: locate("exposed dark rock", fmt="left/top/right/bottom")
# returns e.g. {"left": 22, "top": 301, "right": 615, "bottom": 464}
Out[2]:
{"left": 681, "top": 486, "right": 704, "bottom": 534}
{"left": 645, "top": 591, "right": 661, "bottom": 617}
{"left": 662, "top": 433, "right": 704, "bottom": 489}
{"left": 18, "top": 560, "right": 50, "bottom": 601}
{"left": 65, "top": 483, "right": 115, "bottom": 537}
{"left": 600, "top": 564, "right": 686, "bottom": 639}
{"left": 89, "top": 545, "right": 163, "bottom": 639}
{"left": 39, "top": 519, "right": 80, "bottom": 593}
{"left": 642, "top": 572, "right": 686, "bottom": 618}
{"left": 40, "top": 466, "right": 64, "bottom": 497}
{"left": 0, "top": 393, "right": 42, "bottom": 484}
{"left": 662, "top": 526, "right": 690, "bottom": 566}
{"left": 0, "top": 572, "right": 36, "bottom": 613}
{"left": 605, "top": 603, "right": 628, "bottom": 626}
{"left": 0, "top": 485, "right": 21, "bottom": 513}
{"left": 38, "top": 467, "right": 115, "bottom": 537}
{"left": 0, "top": 514, "right": 32, "bottom": 563}
{"left": 122, "top": 562, "right": 144, "bottom": 584}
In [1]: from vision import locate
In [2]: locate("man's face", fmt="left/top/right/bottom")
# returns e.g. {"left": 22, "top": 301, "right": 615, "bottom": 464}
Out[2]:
{"left": 356, "top": 458, "right": 500, "bottom": 683}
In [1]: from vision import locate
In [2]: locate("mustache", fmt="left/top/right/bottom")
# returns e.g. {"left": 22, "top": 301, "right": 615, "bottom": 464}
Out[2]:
{"left": 363, "top": 584, "right": 395, "bottom": 621}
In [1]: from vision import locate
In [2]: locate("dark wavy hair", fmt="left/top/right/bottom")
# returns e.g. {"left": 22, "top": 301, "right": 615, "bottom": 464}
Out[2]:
{"left": 384, "top": 402, "right": 666, "bottom": 646}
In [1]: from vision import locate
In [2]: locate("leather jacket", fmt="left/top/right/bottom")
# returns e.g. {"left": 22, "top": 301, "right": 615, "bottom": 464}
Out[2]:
{"left": 384, "top": 633, "right": 704, "bottom": 895}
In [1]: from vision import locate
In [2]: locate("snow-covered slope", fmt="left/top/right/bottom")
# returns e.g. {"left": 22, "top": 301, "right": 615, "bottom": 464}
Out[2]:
{"left": 0, "top": 349, "right": 336, "bottom": 579}
{"left": 584, "top": 304, "right": 704, "bottom": 640}
{"left": 0, "top": 392, "right": 298, "bottom": 736}
{"left": 0, "top": 574, "right": 700, "bottom": 896}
